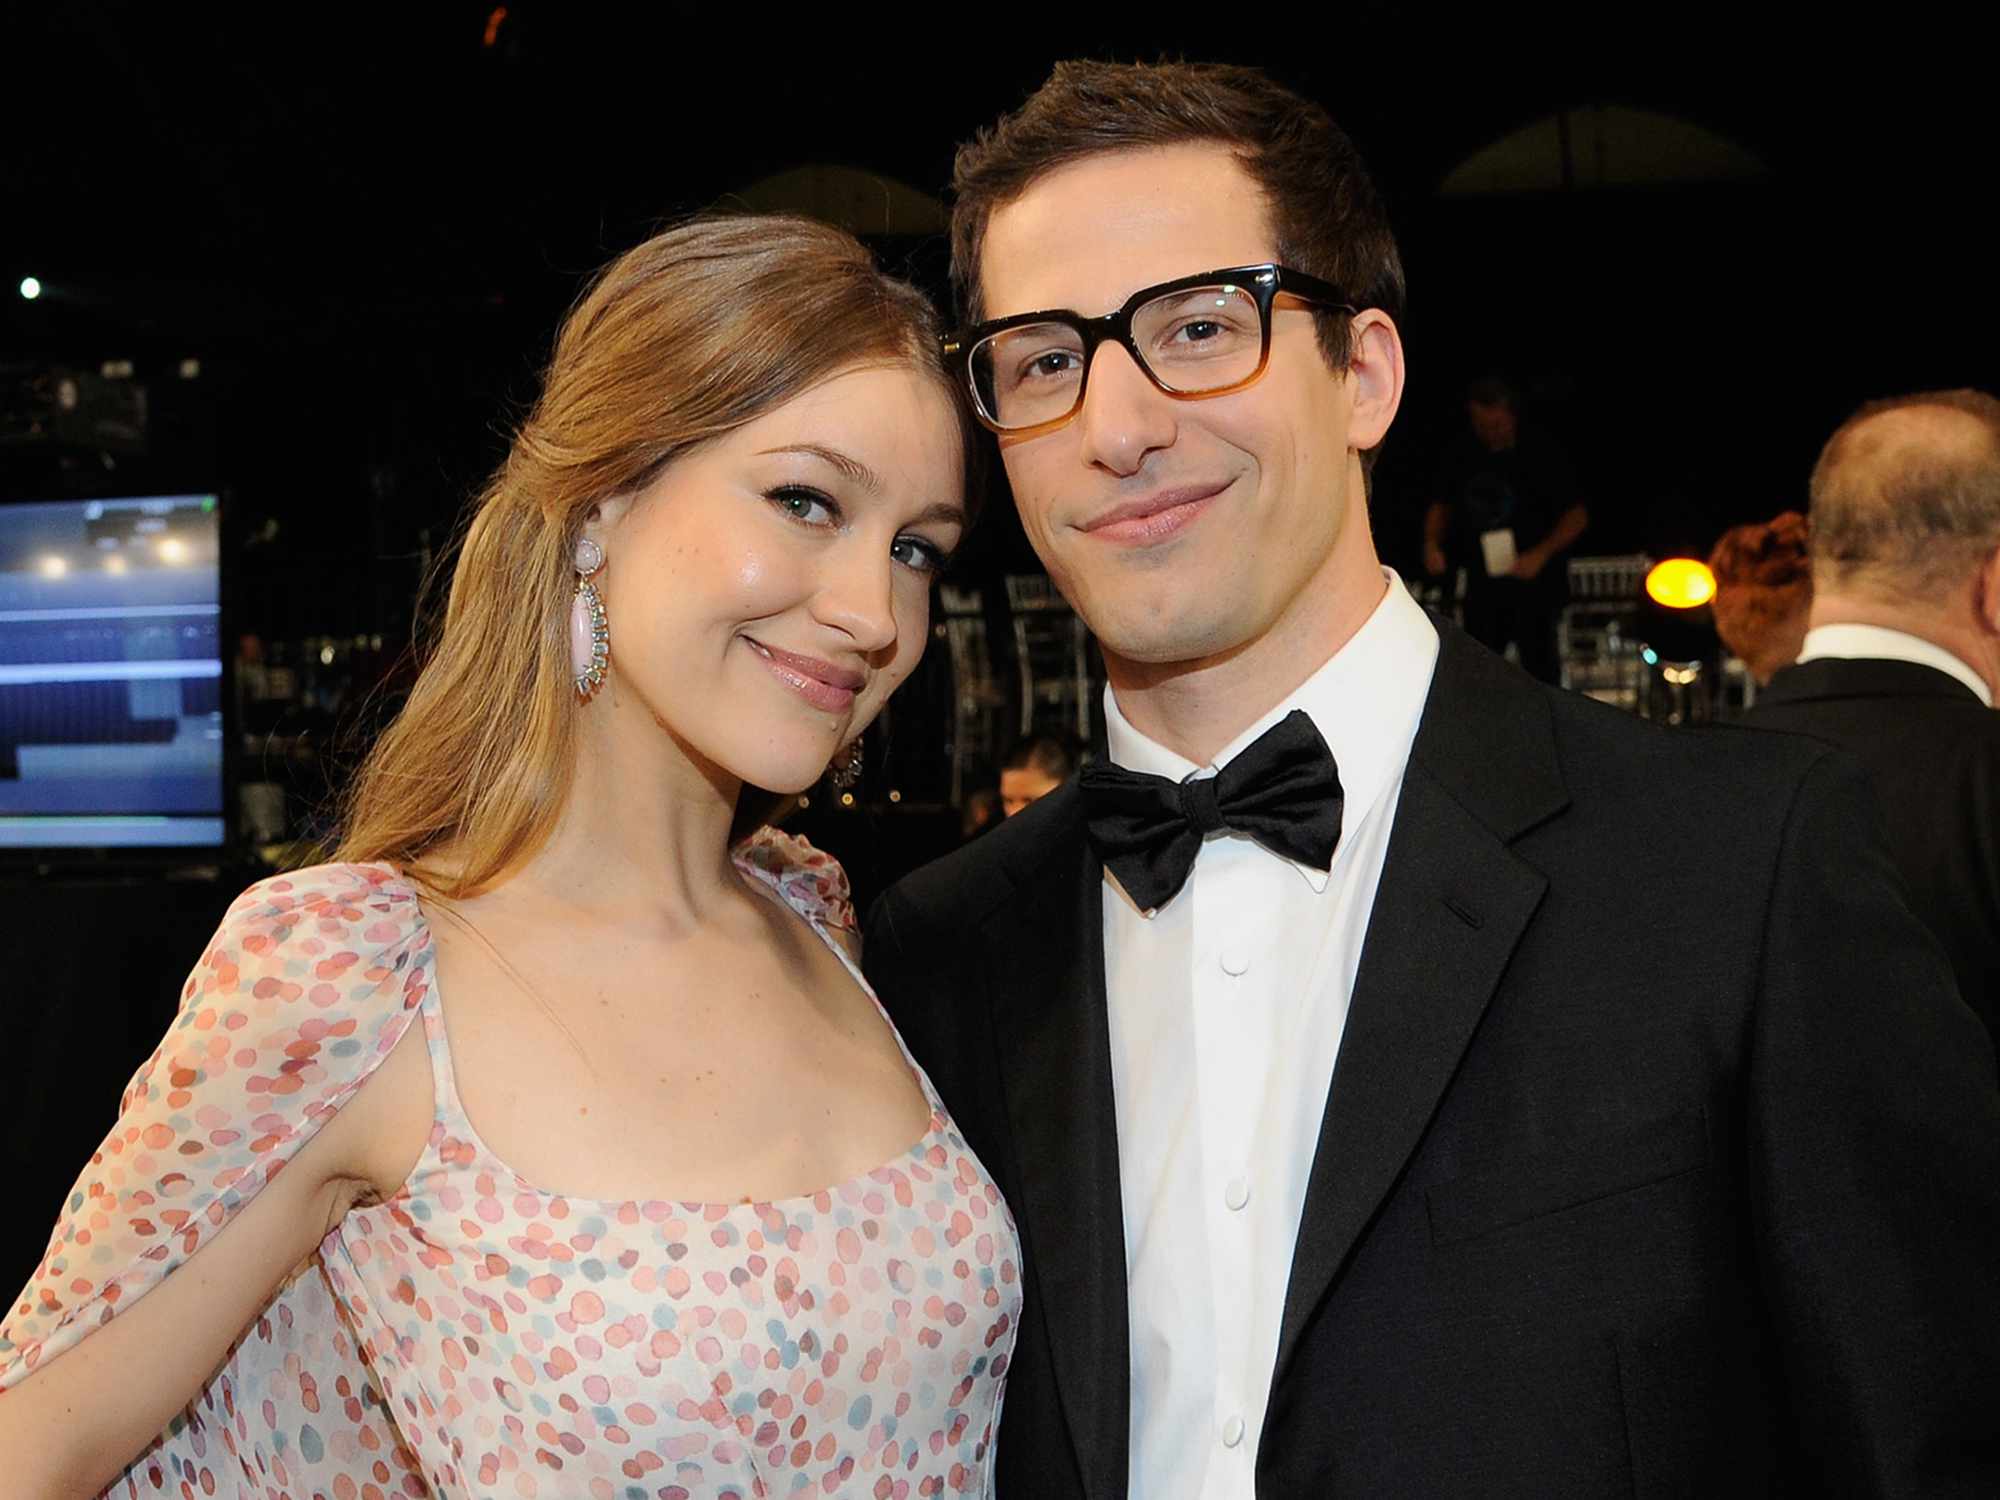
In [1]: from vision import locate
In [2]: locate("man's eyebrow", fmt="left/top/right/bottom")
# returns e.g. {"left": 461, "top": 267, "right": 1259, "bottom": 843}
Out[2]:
{"left": 758, "top": 443, "right": 881, "bottom": 492}
{"left": 1149, "top": 286, "right": 1239, "bottom": 312}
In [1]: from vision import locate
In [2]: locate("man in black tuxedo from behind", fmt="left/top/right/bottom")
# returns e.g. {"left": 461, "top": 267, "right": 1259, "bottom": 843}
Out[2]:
{"left": 1745, "top": 389, "right": 2000, "bottom": 1049}
{"left": 863, "top": 62, "right": 2000, "bottom": 1497}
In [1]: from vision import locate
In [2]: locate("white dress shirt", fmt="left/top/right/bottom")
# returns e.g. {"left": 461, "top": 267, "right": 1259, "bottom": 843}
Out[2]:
{"left": 1102, "top": 571, "right": 1440, "bottom": 1500}
{"left": 1798, "top": 622, "right": 1994, "bottom": 706}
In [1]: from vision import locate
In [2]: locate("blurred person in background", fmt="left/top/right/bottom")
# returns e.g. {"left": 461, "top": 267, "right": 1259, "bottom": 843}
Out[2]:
{"left": 961, "top": 783, "right": 1003, "bottom": 840}
{"left": 1002, "top": 733, "right": 1076, "bottom": 816}
{"left": 1424, "top": 376, "right": 1589, "bottom": 683}
{"left": 1744, "top": 390, "right": 2000, "bottom": 1051}
{"left": 1708, "top": 510, "right": 1813, "bottom": 685}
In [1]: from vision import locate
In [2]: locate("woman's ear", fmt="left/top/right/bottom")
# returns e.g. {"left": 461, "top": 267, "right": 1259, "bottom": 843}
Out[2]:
{"left": 581, "top": 492, "right": 637, "bottom": 549}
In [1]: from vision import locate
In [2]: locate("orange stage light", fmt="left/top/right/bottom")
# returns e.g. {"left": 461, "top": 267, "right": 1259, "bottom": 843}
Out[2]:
{"left": 1645, "top": 558, "right": 1717, "bottom": 610}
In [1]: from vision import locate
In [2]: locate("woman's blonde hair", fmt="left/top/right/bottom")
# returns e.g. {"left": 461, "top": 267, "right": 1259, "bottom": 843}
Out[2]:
{"left": 335, "top": 214, "right": 968, "bottom": 896}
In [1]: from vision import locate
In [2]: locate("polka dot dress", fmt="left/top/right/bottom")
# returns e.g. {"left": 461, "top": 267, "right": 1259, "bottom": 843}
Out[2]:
{"left": 2, "top": 832, "right": 1020, "bottom": 1498}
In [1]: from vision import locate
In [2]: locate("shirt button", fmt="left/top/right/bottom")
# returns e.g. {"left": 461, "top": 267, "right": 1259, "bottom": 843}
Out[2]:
{"left": 1222, "top": 1413, "right": 1246, "bottom": 1448}
{"left": 1219, "top": 948, "right": 1250, "bottom": 976}
{"left": 1224, "top": 1177, "right": 1251, "bottom": 1212}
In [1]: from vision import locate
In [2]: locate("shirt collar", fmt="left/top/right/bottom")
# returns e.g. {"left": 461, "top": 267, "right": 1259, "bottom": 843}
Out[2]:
{"left": 1103, "top": 569, "right": 1441, "bottom": 894}
{"left": 1798, "top": 623, "right": 1993, "bottom": 707}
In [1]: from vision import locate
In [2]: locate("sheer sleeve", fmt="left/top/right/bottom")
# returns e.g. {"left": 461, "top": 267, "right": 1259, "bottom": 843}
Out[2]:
{"left": 734, "top": 826, "right": 859, "bottom": 937}
{"left": 1, "top": 862, "right": 437, "bottom": 1498}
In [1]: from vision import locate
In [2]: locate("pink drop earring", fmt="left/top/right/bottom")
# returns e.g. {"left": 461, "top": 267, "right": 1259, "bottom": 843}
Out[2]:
{"left": 571, "top": 537, "right": 609, "bottom": 699}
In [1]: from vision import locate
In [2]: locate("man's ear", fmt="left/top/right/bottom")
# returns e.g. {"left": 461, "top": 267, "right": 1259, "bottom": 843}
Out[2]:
{"left": 1345, "top": 309, "right": 1405, "bottom": 454}
{"left": 1978, "top": 540, "right": 2000, "bottom": 635}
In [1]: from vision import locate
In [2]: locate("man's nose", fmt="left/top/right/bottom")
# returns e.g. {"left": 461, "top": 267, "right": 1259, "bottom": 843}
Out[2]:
{"left": 1074, "top": 343, "right": 1177, "bottom": 477}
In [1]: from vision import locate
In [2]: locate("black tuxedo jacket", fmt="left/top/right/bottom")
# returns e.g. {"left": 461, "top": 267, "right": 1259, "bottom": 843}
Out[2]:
{"left": 863, "top": 624, "right": 2000, "bottom": 1498}
{"left": 1744, "top": 655, "right": 2000, "bottom": 1048}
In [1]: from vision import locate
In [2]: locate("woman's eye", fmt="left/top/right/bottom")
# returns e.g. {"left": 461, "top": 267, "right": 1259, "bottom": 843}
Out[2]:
{"left": 768, "top": 485, "right": 836, "bottom": 525}
{"left": 891, "top": 536, "right": 947, "bottom": 574}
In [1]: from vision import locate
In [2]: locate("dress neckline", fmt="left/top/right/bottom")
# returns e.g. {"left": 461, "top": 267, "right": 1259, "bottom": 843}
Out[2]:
{"left": 352, "top": 853, "right": 953, "bottom": 1216}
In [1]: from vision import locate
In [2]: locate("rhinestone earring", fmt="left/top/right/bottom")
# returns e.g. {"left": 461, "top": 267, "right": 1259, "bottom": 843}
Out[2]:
{"left": 829, "top": 737, "right": 863, "bottom": 790}
{"left": 570, "top": 536, "right": 609, "bottom": 699}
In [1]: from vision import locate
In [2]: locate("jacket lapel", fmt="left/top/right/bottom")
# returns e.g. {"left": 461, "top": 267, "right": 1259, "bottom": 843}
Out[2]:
{"left": 1271, "top": 624, "right": 1568, "bottom": 1393}
{"left": 982, "top": 787, "right": 1130, "bottom": 1498}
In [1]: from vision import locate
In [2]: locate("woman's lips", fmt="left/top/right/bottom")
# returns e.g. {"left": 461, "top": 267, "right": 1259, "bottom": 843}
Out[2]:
{"left": 743, "top": 638, "right": 861, "bottom": 712}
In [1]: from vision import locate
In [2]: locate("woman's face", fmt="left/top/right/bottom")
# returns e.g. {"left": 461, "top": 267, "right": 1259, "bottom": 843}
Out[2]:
{"left": 586, "top": 363, "right": 966, "bottom": 796}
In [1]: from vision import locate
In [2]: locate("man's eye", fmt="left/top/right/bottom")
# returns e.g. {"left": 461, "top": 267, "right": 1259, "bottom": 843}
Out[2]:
{"left": 1017, "top": 350, "right": 1081, "bottom": 382}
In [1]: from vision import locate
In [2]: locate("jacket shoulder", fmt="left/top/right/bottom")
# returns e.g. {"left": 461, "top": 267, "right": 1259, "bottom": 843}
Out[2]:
{"left": 871, "top": 783, "right": 1086, "bottom": 936}
{"left": 1544, "top": 678, "right": 1843, "bottom": 804}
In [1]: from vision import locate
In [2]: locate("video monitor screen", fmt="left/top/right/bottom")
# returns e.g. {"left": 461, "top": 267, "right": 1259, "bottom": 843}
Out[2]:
{"left": 0, "top": 495, "right": 226, "bottom": 849}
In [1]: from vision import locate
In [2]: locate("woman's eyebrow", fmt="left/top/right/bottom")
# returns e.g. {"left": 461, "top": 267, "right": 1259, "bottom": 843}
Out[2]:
{"left": 757, "top": 442, "right": 881, "bottom": 493}
{"left": 759, "top": 444, "right": 964, "bottom": 528}
{"left": 906, "top": 500, "right": 968, "bottom": 529}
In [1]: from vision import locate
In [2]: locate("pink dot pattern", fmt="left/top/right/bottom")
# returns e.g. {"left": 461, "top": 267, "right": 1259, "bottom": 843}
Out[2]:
{"left": 2, "top": 831, "right": 1020, "bottom": 1498}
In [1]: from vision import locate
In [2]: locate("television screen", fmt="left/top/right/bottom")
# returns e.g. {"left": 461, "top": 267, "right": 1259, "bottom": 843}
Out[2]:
{"left": 0, "top": 495, "right": 226, "bottom": 849}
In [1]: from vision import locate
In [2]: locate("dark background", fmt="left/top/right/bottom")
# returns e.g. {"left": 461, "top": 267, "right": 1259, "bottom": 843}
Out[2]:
{"left": 8, "top": 6, "right": 1997, "bottom": 626}
{"left": 4, "top": 3, "right": 1995, "bottom": 1292}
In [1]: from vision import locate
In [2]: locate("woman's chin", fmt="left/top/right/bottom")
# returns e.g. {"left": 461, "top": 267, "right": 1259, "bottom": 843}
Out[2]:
{"left": 739, "top": 760, "right": 836, "bottom": 799}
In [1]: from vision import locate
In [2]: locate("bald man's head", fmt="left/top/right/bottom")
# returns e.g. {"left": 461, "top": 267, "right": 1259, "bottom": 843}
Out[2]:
{"left": 1809, "top": 389, "right": 2000, "bottom": 600}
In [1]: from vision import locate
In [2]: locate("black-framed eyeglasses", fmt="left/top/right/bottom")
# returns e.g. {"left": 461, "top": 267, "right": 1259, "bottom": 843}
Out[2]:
{"left": 945, "top": 263, "right": 1355, "bottom": 437}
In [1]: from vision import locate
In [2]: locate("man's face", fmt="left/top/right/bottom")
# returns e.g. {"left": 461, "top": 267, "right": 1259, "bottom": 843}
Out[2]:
{"left": 1468, "top": 399, "right": 1516, "bottom": 451}
{"left": 978, "top": 143, "right": 1388, "bottom": 671}
{"left": 1000, "top": 765, "right": 1062, "bottom": 817}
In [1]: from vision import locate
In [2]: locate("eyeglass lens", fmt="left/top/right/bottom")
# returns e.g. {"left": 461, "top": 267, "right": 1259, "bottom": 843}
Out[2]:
{"left": 969, "top": 282, "right": 1265, "bottom": 431}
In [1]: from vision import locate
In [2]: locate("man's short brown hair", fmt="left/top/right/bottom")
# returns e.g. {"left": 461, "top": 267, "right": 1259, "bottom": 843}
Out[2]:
{"left": 948, "top": 59, "right": 1406, "bottom": 377}
{"left": 1809, "top": 388, "right": 2000, "bottom": 597}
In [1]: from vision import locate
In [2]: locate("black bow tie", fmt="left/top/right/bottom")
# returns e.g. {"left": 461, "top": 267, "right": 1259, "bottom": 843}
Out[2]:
{"left": 1079, "top": 709, "right": 1345, "bottom": 911}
